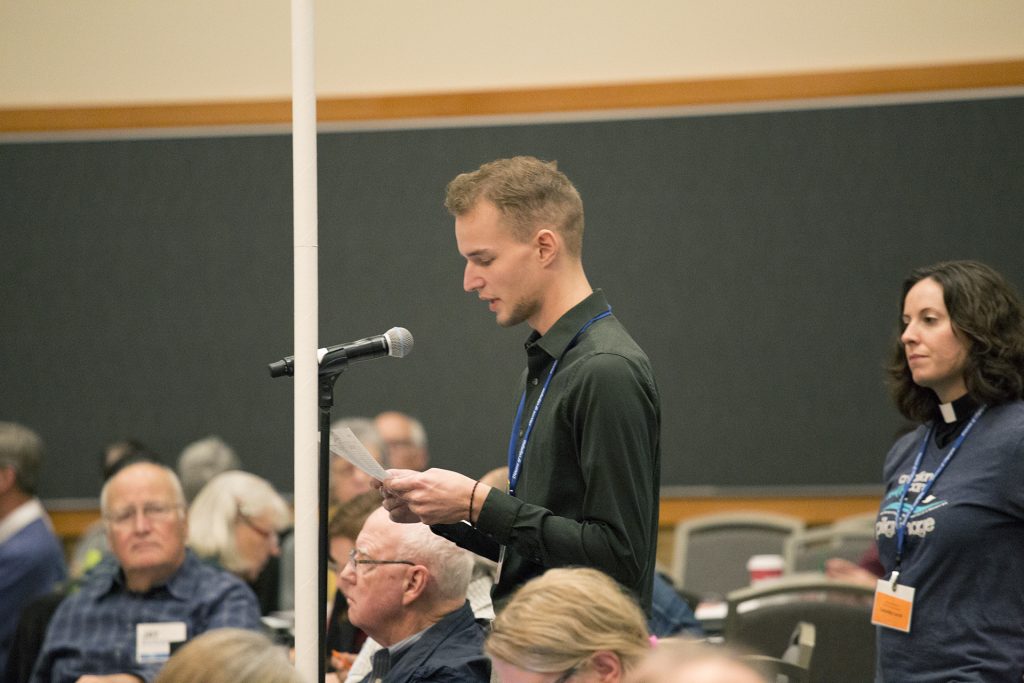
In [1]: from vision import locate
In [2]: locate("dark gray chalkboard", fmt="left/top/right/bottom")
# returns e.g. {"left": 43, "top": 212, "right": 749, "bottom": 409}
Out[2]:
{"left": 2, "top": 96, "right": 1022, "bottom": 498}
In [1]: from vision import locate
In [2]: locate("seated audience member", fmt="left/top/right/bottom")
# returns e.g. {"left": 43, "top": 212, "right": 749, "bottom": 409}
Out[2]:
{"left": 0, "top": 423, "right": 67, "bottom": 676}
{"left": 31, "top": 461, "right": 261, "bottom": 683}
{"left": 329, "top": 418, "right": 386, "bottom": 507}
{"left": 177, "top": 435, "right": 241, "bottom": 503}
{"left": 187, "top": 470, "right": 291, "bottom": 613}
{"left": 101, "top": 438, "right": 159, "bottom": 480}
{"left": 154, "top": 628, "right": 302, "bottom": 683}
{"left": 325, "top": 491, "right": 382, "bottom": 673}
{"left": 824, "top": 543, "right": 884, "bottom": 588}
{"left": 336, "top": 507, "right": 490, "bottom": 683}
{"left": 485, "top": 567, "right": 650, "bottom": 683}
{"left": 628, "top": 641, "right": 769, "bottom": 683}
{"left": 649, "top": 572, "right": 703, "bottom": 638}
{"left": 178, "top": 436, "right": 290, "bottom": 613}
{"left": 374, "top": 411, "right": 429, "bottom": 471}
{"left": 9, "top": 437, "right": 161, "bottom": 683}
{"left": 71, "top": 437, "right": 162, "bottom": 577}
{"left": 341, "top": 491, "right": 496, "bottom": 683}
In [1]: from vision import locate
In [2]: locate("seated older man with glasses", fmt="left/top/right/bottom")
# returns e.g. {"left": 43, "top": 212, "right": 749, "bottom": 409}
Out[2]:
{"left": 334, "top": 507, "right": 490, "bottom": 683}
{"left": 31, "top": 462, "right": 261, "bottom": 683}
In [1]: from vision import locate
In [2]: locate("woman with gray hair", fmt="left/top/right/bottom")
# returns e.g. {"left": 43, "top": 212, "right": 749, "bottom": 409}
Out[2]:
{"left": 187, "top": 470, "right": 290, "bottom": 591}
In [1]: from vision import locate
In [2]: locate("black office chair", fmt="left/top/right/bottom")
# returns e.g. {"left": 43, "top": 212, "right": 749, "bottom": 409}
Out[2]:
{"left": 724, "top": 575, "right": 875, "bottom": 683}
{"left": 744, "top": 621, "right": 815, "bottom": 683}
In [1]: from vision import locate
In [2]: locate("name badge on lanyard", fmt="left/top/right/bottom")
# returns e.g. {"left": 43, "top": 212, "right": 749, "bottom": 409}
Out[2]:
{"left": 871, "top": 405, "right": 986, "bottom": 633}
{"left": 872, "top": 575, "right": 915, "bottom": 632}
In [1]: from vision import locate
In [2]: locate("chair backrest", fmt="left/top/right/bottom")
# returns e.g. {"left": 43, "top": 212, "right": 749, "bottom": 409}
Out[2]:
{"left": 783, "top": 526, "right": 877, "bottom": 574}
{"left": 671, "top": 512, "right": 805, "bottom": 599}
{"left": 831, "top": 511, "right": 878, "bottom": 532}
{"left": 724, "top": 576, "right": 876, "bottom": 683}
{"left": 743, "top": 621, "right": 815, "bottom": 683}
{"left": 781, "top": 621, "right": 816, "bottom": 670}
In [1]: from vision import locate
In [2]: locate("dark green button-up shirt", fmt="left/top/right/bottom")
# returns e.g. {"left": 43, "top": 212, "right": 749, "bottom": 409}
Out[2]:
{"left": 436, "top": 290, "right": 661, "bottom": 611}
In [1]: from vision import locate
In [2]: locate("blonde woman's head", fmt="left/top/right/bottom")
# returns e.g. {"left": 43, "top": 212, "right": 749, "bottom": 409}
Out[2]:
{"left": 154, "top": 628, "right": 302, "bottom": 683}
{"left": 486, "top": 567, "right": 649, "bottom": 683}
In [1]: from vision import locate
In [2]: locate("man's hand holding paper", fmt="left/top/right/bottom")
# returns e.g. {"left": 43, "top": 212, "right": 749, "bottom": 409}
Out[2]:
{"left": 377, "top": 468, "right": 491, "bottom": 526}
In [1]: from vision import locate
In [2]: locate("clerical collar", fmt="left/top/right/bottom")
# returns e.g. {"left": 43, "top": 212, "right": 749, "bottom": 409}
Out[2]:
{"left": 937, "top": 394, "right": 977, "bottom": 423}
{"left": 934, "top": 393, "right": 980, "bottom": 449}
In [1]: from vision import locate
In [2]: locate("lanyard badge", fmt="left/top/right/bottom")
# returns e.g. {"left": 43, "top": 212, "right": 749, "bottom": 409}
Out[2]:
{"left": 871, "top": 405, "right": 986, "bottom": 633}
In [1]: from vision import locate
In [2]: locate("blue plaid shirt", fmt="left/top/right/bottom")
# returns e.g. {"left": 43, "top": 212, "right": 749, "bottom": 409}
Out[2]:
{"left": 31, "top": 550, "right": 261, "bottom": 683}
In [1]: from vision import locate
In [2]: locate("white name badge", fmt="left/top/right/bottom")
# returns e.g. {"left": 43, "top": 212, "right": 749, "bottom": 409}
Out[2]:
{"left": 871, "top": 578, "right": 915, "bottom": 633}
{"left": 136, "top": 621, "right": 187, "bottom": 664}
{"left": 495, "top": 545, "right": 506, "bottom": 585}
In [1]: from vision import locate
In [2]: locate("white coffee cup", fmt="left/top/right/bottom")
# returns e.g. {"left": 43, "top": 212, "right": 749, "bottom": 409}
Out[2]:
{"left": 747, "top": 554, "right": 785, "bottom": 585}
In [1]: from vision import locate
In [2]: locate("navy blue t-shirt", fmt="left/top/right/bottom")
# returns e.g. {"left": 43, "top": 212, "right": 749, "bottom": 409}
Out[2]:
{"left": 875, "top": 400, "right": 1024, "bottom": 682}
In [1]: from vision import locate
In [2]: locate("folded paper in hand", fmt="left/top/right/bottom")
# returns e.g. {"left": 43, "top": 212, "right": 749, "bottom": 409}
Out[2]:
{"left": 330, "top": 427, "right": 389, "bottom": 481}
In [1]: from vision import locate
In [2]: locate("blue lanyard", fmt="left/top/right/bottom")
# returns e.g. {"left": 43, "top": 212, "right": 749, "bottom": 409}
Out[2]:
{"left": 506, "top": 308, "right": 612, "bottom": 496}
{"left": 893, "top": 405, "right": 987, "bottom": 568}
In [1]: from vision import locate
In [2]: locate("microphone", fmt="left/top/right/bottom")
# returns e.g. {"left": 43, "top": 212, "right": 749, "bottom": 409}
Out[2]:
{"left": 268, "top": 327, "right": 414, "bottom": 377}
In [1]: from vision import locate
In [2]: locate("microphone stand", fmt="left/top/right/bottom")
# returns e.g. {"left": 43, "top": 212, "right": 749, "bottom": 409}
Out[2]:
{"left": 317, "top": 371, "right": 341, "bottom": 683}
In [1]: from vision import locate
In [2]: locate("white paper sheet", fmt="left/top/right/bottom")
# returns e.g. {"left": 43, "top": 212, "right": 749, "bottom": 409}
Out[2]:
{"left": 330, "top": 427, "right": 388, "bottom": 481}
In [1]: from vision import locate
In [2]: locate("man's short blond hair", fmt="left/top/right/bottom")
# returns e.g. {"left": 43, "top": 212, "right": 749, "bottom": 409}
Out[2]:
{"left": 445, "top": 156, "right": 585, "bottom": 258}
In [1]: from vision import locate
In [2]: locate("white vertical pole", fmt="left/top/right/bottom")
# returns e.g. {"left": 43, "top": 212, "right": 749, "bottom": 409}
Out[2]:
{"left": 291, "top": 0, "right": 319, "bottom": 681}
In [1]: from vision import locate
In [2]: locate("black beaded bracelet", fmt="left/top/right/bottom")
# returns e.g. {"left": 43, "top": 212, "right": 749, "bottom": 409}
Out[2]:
{"left": 469, "top": 480, "right": 480, "bottom": 525}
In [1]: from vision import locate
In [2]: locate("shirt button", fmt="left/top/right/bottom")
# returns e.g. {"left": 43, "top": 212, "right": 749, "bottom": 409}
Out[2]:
{"left": 531, "top": 378, "right": 539, "bottom": 386}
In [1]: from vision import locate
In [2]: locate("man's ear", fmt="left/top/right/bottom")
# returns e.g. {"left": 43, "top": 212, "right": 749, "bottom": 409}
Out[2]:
{"left": 534, "top": 228, "right": 559, "bottom": 266}
{"left": 402, "top": 565, "right": 429, "bottom": 605}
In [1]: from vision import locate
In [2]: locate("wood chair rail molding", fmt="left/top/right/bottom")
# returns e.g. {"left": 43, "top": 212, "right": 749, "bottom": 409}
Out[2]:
{"left": 47, "top": 491, "right": 881, "bottom": 544}
{"left": 3, "top": 59, "right": 1023, "bottom": 134}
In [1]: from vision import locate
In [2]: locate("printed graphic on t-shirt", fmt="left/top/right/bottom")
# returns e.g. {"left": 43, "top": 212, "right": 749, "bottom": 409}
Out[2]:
{"left": 875, "top": 470, "right": 948, "bottom": 540}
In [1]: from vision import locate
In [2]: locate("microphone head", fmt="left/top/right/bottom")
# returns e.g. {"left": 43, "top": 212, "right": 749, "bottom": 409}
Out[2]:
{"left": 384, "top": 327, "right": 414, "bottom": 358}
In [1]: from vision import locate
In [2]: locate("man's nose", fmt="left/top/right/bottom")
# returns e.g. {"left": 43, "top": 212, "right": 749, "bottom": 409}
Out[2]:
{"left": 339, "top": 559, "right": 356, "bottom": 586}
{"left": 130, "top": 510, "right": 153, "bottom": 533}
{"left": 463, "top": 263, "right": 481, "bottom": 292}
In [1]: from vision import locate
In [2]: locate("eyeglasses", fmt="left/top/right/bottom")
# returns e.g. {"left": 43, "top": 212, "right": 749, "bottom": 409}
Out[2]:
{"left": 238, "top": 511, "right": 279, "bottom": 545}
{"left": 105, "top": 502, "right": 182, "bottom": 528}
{"left": 551, "top": 666, "right": 579, "bottom": 683}
{"left": 330, "top": 548, "right": 415, "bottom": 574}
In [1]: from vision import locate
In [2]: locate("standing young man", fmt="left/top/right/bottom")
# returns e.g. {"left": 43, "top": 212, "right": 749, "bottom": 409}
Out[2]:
{"left": 380, "top": 156, "right": 660, "bottom": 610}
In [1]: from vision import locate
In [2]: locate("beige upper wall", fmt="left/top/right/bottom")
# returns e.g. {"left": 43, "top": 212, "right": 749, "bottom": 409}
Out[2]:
{"left": 2, "top": 0, "right": 1023, "bottom": 108}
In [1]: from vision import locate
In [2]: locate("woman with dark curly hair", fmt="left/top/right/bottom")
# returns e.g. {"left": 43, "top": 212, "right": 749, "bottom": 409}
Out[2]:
{"left": 874, "top": 260, "right": 1024, "bottom": 682}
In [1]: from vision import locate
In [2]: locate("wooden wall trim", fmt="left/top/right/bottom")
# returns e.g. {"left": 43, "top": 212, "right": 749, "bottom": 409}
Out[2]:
{"left": 2, "top": 59, "right": 1023, "bottom": 134}
{"left": 658, "top": 495, "right": 880, "bottom": 528}
{"left": 47, "top": 494, "right": 879, "bottom": 544}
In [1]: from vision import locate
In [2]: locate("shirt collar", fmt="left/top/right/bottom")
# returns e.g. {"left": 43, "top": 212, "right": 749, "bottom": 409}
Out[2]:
{"left": 0, "top": 497, "right": 48, "bottom": 545}
{"left": 528, "top": 289, "right": 610, "bottom": 359}
{"left": 385, "top": 627, "right": 427, "bottom": 662}
{"left": 935, "top": 393, "right": 979, "bottom": 424}
{"left": 102, "top": 549, "right": 197, "bottom": 599}
{"left": 933, "top": 393, "right": 981, "bottom": 449}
